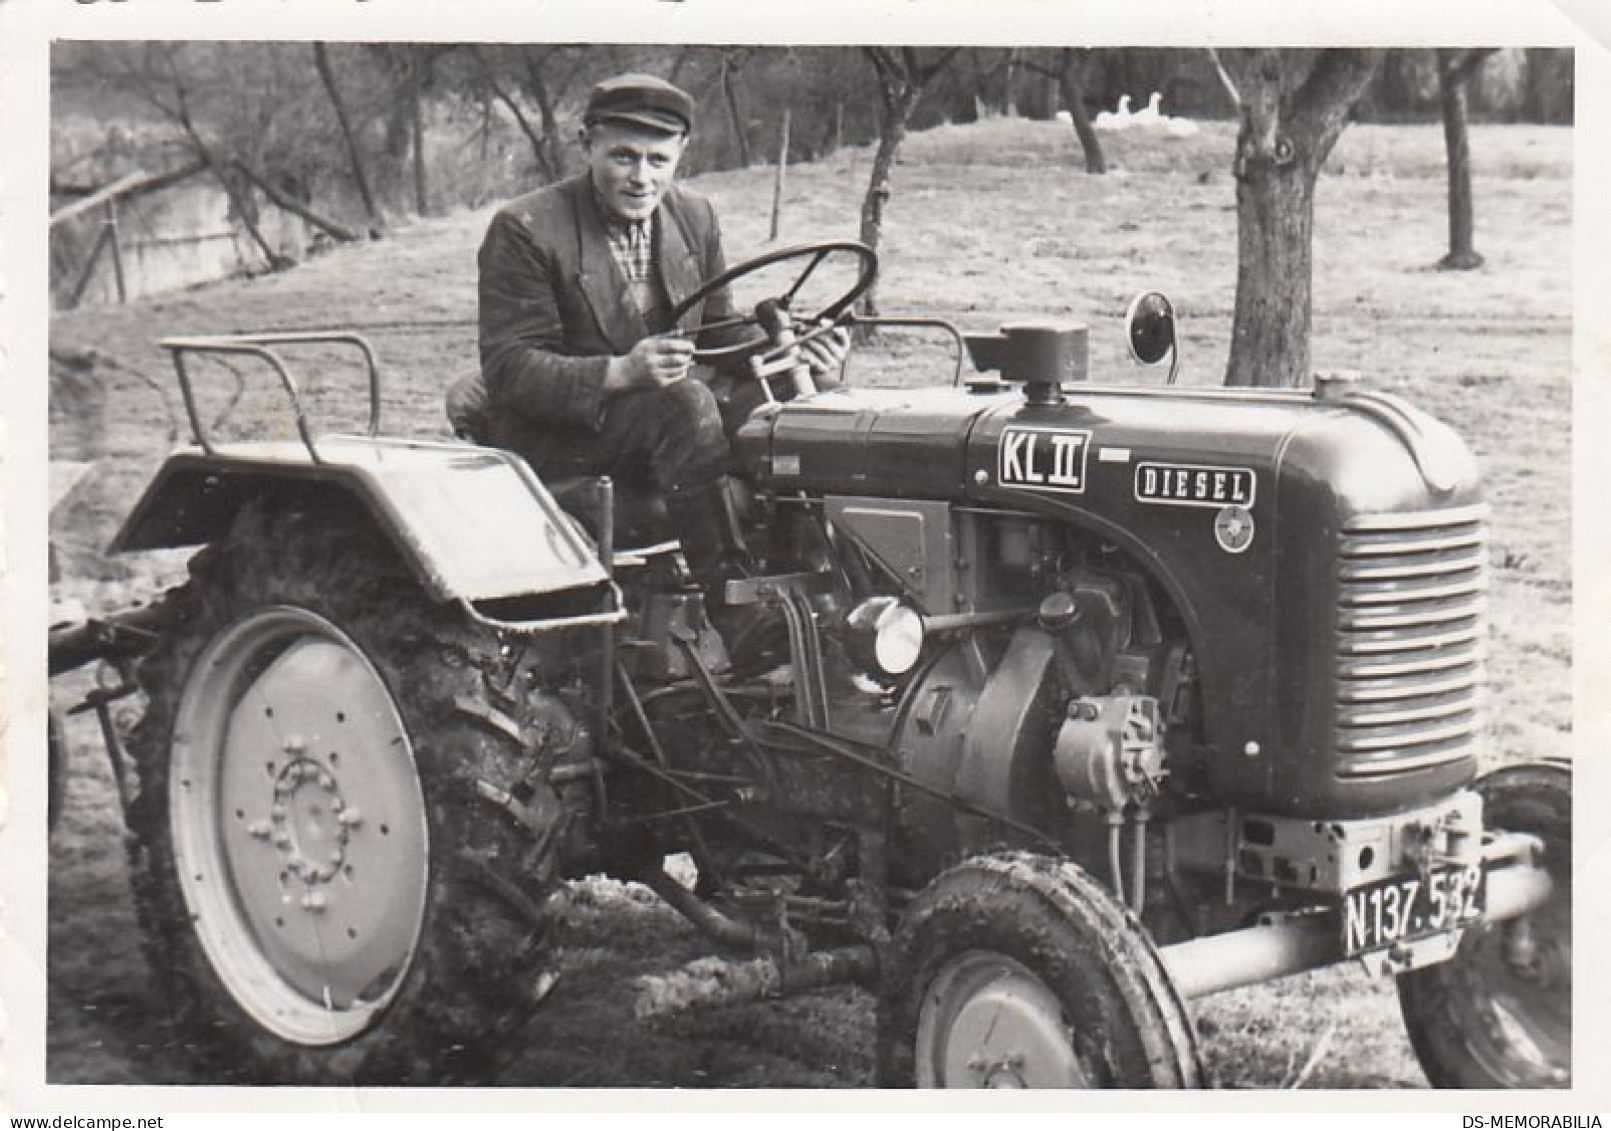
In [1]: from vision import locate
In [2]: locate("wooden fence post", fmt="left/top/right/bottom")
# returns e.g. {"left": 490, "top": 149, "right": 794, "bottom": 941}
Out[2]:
{"left": 769, "top": 107, "right": 791, "bottom": 242}
{"left": 69, "top": 225, "right": 113, "bottom": 309}
{"left": 105, "top": 199, "right": 128, "bottom": 304}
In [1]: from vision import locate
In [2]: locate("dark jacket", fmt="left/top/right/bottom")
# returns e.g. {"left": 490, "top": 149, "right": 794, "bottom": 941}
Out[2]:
{"left": 477, "top": 174, "right": 737, "bottom": 437}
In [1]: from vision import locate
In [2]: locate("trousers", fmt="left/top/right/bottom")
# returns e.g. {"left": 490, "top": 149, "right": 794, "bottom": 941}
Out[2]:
{"left": 485, "top": 375, "right": 731, "bottom": 495}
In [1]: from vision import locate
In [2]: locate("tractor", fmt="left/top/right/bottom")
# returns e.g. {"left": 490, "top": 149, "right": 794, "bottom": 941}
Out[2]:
{"left": 48, "top": 240, "right": 1570, "bottom": 1088}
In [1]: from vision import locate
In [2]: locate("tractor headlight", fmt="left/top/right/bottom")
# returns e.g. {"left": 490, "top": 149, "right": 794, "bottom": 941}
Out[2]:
{"left": 847, "top": 596, "right": 925, "bottom": 676}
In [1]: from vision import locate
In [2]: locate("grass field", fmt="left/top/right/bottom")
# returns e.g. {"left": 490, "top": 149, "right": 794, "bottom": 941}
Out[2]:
{"left": 44, "top": 114, "right": 1572, "bottom": 1089}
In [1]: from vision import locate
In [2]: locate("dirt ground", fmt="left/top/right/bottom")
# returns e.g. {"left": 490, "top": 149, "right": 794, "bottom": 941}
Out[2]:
{"left": 38, "top": 116, "right": 1572, "bottom": 1091}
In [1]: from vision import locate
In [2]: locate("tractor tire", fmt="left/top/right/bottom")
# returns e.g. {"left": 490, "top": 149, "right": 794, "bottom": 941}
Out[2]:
{"left": 127, "top": 502, "right": 583, "bottom": 1085}
{"left": 878, "top": 850, "right": 1204, "bottom": 1088}
{"left": 48, "top": 706, "right": 67, "bottom": 832}
{"left": 1398, "top": 761, "right": 1572, "bottom": 1088}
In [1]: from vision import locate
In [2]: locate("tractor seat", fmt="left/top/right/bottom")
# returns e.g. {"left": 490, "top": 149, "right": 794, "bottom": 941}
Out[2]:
{"left": 546, "top": 473, "right": 673, "bottom": 550}
{"left": 446, "top": 370, "right": 702, "bottom": 552}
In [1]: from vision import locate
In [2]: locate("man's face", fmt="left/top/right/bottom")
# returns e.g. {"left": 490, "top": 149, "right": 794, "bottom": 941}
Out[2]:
{"left": 583, "top": 122, "right": 687, "bottom": 224}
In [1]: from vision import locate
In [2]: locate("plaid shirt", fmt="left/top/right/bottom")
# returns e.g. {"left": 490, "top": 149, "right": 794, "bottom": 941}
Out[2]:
{"left": 605, "top": 214, "right": 655, "bottom": 286}
{"left": 604, "top": 210, "right": 673, "bottom": 325}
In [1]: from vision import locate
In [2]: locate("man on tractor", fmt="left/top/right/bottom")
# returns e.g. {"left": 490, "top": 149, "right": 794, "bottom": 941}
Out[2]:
{"left": 451, "top": 72, "right": 849, "bottom": 630}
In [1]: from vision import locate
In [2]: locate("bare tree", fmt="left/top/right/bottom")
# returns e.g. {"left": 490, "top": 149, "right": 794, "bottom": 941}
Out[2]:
{"left": 719, "top": 50, "right": 755, "bottom": 167}
{"left": 1436, "top": 48, "right": 1497, "bottom": 271}
{"left": 89, "top": 44, "right": 291, "bottom": 271}
{"left": 1024, "top": 49, "right": 1105, "bottom": 175}
{"left": 230, "top": 160, "right": 360, "bottom": 244}
{"left": 369, "top": 45, "right": 451, "bottom": 216}
{"left": 1522, "top": 48, "right": 1572, "bottom": 123}
{"left": 312, "top": 43, "right": 382, "bottom": 231}
{"left": 474, "top": 47, "right": 558, "bottom": 183}
{"left": 409, "top": 55, "right": 431, "bottom": 215}
{"left": 857, "top": 47, "right": 960, "bottom": 318}
{"left": 518, "top": 47, "right": 589, "bottom": 182}
{"left": 1220, "top": 50, "right": 1383, "bottom": 388}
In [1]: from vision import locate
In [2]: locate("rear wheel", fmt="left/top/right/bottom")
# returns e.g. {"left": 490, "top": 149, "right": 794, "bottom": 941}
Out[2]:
{"left": 1398, "top": 762, "right": 1571, "bottom": 1088}
{"left": 878, "top": 851, "right": 1204, "bottom": 1088}
{"left": 48, "top": 706, "right": 67, "bottom": 832}
{"left": 128, "top": 503, "right": 584, "bottom": 1084}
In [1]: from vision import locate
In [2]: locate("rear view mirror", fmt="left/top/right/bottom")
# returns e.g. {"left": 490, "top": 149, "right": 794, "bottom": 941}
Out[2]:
{"left": 1125, "top": 292, "right": 1175, "bottom": 364}
{"left": 1124, "top": 291, "right": 1179, "bottom": 384}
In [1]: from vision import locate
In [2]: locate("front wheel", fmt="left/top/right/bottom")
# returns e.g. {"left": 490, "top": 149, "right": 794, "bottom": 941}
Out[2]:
{"left": 128, "top": 504, "right": 583, "bottom": 1084}
{"left": 878, "top": 851, "right": 1204, "bottom": 1088}
{"left": 1398, "top": 762, "right": 1572, "bottom": 1088}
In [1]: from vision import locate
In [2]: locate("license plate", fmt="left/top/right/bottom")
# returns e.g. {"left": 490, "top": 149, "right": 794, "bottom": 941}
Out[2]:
{"left": 1343, "top": 862, "right": 1486, "bottom": 956}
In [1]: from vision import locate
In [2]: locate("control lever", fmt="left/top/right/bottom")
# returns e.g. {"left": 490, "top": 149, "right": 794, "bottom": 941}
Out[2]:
{"left": 753, "top": 299, "right": 816, "bottom": 399}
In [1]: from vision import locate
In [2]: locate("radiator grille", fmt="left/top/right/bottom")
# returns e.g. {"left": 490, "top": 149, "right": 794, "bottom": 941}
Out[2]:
{"left": 1334, "top": 505, "right": 1487, "bottom": 776}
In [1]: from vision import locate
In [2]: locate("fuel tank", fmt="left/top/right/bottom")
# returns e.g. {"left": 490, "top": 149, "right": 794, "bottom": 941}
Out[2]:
{"left": 733, "top": 381, "right": 1485, "bottom": 819}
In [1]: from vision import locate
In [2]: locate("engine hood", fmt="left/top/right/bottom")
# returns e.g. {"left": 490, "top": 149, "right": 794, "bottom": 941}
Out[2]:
{"left": 735, "top": 382, "right": 1481, "bottom": 521}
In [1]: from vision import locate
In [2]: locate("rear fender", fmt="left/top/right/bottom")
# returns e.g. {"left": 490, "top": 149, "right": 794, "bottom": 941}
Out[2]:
{"left": 111, "top": 436, "right": 610, "bottom": 614}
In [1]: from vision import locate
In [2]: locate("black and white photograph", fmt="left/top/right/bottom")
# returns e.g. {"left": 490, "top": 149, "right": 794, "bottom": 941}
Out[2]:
{"left": 5, "top": 0, "right": 1609, "bottom": 1111}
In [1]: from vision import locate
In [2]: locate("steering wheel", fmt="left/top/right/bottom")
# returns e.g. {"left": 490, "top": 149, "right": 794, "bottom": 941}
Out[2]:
{"left": 665, "top": 239, "right": 877, "bottom": 363}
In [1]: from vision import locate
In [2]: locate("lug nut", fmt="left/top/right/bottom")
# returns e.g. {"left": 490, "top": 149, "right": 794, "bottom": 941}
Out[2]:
{"left": 247, "top": 821, "right": 273, "bottom": 839}
{"left": 273, "top": 832, "right": 292, "bottom": 849}
{"left": 301, "top": 891, "right": 328, "bottom": 913}
{"left": 337, "top": 807, "right": 363, "bottom": 828}
{"left": 284, "top": 736, "right": 306, "bottom": 754}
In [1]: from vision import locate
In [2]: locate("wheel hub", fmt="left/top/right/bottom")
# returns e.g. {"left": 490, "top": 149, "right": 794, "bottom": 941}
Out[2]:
{"left": 918, "top": 951, "right": 1089, "bottom": 1087}
{"left": 265, "top": 755, "right": 357, "bottom": 885}
{"left": 966, "top": 1052, "right": 1029, "bottom": 1089}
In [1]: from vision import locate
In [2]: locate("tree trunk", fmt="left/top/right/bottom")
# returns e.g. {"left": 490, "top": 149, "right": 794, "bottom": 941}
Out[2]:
{"left": 410, "top": 66, "right": 430, "bottom": 216}
{"left": 857, "top": 91, "right": 917, "bottom": 319}
{"left": 1378, "top": 51, "right": 1420, "bottom": 120}
{"left": 183, "top": 132, "right": 285, "bottom": 272}
{"left": 514, "top": 48, "right": 570, "bottom": 184}
{"left": 721, "top": 56, "right": 752, "bottom": 167}
{"left": 856, "top": 47, "right": 958, "bottom": 322}
{"left": 233, "top": 160, "right": 360, "bottom": 244}
{"left": 478, "top": 50, "right": 553, "bottom": 182}
{"left": 531, "top": 77, "right": 565, "bottom": 183}
{"left": 668, "top": 47, "right": 695, "bottom": 87}
{"left": 1437, "top": 49, "right": 1489, "bottom": 271}
{"left": 1228, "top": 155, "right": 1317, "bottom": 387}
{"left": 1223, "top": 50, "right": 1382, "bottom": 388}
{"left": 312, "top": 43, "right": 381, "bottom": 230}
{"left": 1058, "top": 50, "right": 1106, "bottom": 175}
{"left": 1521, "top": 48, "right": 1571, "bottom": 123}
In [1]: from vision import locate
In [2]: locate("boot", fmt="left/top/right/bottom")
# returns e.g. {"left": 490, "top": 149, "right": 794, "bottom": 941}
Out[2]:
{"left": 664, "top": 477, "right": 751, "bottom": 586}
{"left": 664, "top": 478, "right": 780, "bottom": 668}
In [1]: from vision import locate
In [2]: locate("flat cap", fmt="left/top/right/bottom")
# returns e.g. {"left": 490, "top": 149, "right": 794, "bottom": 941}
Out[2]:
{"left": 584, "top": 73, "right": 694, "bottom": 136}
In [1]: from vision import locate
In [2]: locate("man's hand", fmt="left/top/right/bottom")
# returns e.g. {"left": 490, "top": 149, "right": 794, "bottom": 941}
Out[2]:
{"left": 606, "top": 333, "right": 696, "bottom": 394}
{"left": 799, "top": 320, "right": 851, "bottom": 388}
